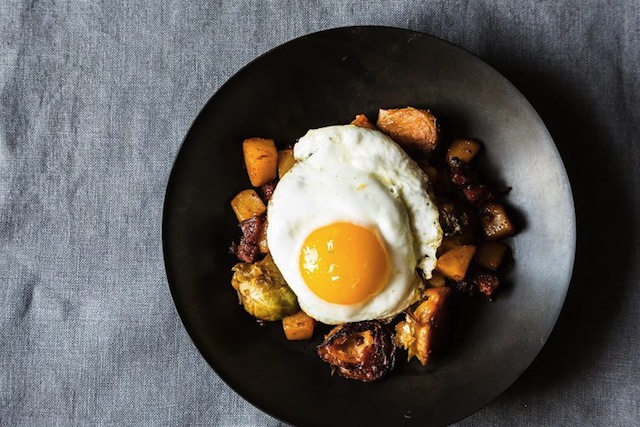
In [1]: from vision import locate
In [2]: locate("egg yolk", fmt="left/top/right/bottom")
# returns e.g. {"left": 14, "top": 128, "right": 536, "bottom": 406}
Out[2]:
{"left": 299, "top": 222, "right": 390, "bottom": 305}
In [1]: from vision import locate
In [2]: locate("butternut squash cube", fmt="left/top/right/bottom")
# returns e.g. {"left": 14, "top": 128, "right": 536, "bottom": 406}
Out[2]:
{"left": 446, "top": 138, "right": 482, "bottom": 165}
{"left": 243, "top": 137, "right": 278, "bottom": 186}
{"left": 436, "top": 245, "right": 476, "bottom": 281}
{"left": 277, "top": 149, "right": 295, "bottom": 178}
{"left": 282, "top": 311, "right": 316, "bottom": 340}
{"left": 230, "top": 189, "right": 266, "bottom": 222}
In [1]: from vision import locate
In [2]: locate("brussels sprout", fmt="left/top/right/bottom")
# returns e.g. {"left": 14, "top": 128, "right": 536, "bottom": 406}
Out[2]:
{"left": 231, "top": 255, "right": 299, "bottom": 321}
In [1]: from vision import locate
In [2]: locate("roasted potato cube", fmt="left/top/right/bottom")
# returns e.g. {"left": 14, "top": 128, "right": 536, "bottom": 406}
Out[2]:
{"left": 475, "top": 241, "right": 508, "bottom": 270}
{"left": 282, "top": 311, "right": 316, "bottom": 340}
{"left": 446, "top": 138, "right": 482, "bottom": 165}
{"left": 230, "top": 189, "right": 266, "bottom": 222}
{"left": 436, "top": 245, "right": 476, "bottom": 281}
{"left": 277, "top": 149, "right": 295, "bottom": 178}
{"left": 243, "top": 137, "right": 278, "bottom": 186}
{"left": 376, "top": 107, "right": 439, "bottom": 156}
{"left": 479, "top": 203, "right": 516, "bottom": 240}
{"left": 351, "top": 114, "right": 376, "bottom": 129}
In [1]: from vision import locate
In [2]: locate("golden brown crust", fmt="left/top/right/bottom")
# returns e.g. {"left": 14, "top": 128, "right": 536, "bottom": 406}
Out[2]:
{"left": 376, "top": 107, "right": 439, "bottom": 156}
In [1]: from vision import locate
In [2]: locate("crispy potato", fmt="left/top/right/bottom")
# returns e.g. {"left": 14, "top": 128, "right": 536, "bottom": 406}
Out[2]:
{"left": 282, "top": 311, "right": 316, "bottom": 340}
{"left": 446, "top": 138, "right": 482, "bottom": 165}
{"left": 277, "top": 149, "right": 295, "bottom": 178}
{"left": 436, "top": 245, "right": 476, "bottom": 281}
{"left": 230, "top": 189, "right": 266, "bottom": 222}
{"left": 351, "top": 114, "right": 376, "bottom": 129}
{"left": 475, "top": 241, "right": 508, "bottom": 270}
{"left": 376, "top": 107, "right": 439, "bottom": 155}
{"left": 243, "top": 137, "right": 278, "bottom": 187}
{"left": 479, "top": 203, "right": 516, "bottom": 240}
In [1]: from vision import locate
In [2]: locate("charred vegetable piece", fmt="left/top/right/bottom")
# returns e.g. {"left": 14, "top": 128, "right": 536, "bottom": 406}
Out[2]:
{"left": 439, "top": 202, "right": 471, "bottom": 237}
{"left": 351, "top": 114, "right": 376, "bottom": 129}
{"left": 282, "top": 311, "right": 316, "bottom": 340}
{"left": 472, "top": 270, "right": 501, "bottom": 300}
{"left": 277, "top": 149, "right": 295, "bottom": 178}
{"left": 448, "top": 158, "right": 478, "bottom": 186}
{"left": 475, "top": 241, "right": 508, "bottom": 271}
{"left": 450, "top": 279, "right": 475, "bottom": 297}
{"left": 231, "top": 189, "right": 266, "bottom": 222}
{"left": 436, "top": 245, "right": 476, "bottom": 281}
{"left": 376, "top": 107, "right": 439, "bottom": 156}
{"left": 479, "top": 202, "right": 516, "bottom": 240}
{"left": 231, "top": 254, "right": 299, "bottom": 321}
{"left": 446, "top": 138, "right": 482, "bottom": 165}
{"left": 317, "top": 321, "right": 396, "bottom": 382}
{"left": 395, "top": 287, "right": 451, "bottom": 366}
{"left": 243, "top": 137, "right": 278, "bottom": 187}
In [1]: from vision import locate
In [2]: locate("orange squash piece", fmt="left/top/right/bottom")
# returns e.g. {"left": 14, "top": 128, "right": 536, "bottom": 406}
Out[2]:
{"left": 435, "top": 245, "right": 476, "bottom": 281}
{"left": 446, "top": 138, "right": 482, "bottom": 165}
{"left": 243, "top": 137, "right": 278, "bottom": 186}
{"left": 475, "top": 241, "right": 508, "bottom": 271}
{"left": 282, "top": 311, "right": 316, "bottom": 340}
{"left": 277, "top": 149, "right": 295, "bottom": 178}
{"left": 230, "top": 189, "right": 266, "bottom": 222}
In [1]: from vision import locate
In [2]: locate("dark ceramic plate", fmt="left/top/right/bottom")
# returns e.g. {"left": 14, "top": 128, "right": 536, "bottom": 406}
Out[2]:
{"left": 163, "top": 27, "right": 575, "bottom": 426}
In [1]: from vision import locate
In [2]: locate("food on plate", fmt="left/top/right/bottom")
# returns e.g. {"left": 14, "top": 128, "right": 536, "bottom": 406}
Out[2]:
{"left": 266, "top": 125, "right": 441, "bottom": 324}
{"left": 316, "top": 321, "right": 396, "bottom": 382}
{"left": 243, "top": 137, "right": 278, "bottom": 187}
{"left": 395, "top": 287, "right": 450, "bottom": 366}
{"left": 282, "top": 310, "right": 316, "bottom": 340}
{"left": 231, "top": 254, "right": 299, "bottom": 321}
{"left": 376, "top": 107, "right": 439, "bottom": 156}
{"left": 230, "top": 189, "right": 267, "bottom": 222}
{"left": 228, "top": 106, "right": 517, "bottom": 381}
{"left": 277, "top": 148, "right": 295, "bottom": 178}
{"left": 436, "top": 245, "right": 477, "bottom": 281}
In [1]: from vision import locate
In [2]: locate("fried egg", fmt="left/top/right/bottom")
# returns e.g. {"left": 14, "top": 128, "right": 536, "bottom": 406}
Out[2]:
{"left": 267, "top": 125, "right": 442, "bottom": 324}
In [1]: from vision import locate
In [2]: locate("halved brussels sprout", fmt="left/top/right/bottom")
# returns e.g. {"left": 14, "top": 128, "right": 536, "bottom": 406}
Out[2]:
{"left": 231, "top": 255, "right": 299, "bottom": 321}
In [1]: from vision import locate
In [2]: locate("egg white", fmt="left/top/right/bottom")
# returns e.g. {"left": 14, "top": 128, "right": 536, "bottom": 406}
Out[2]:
{"left": 267, "top": 125, "right": 442, "bottom": 324}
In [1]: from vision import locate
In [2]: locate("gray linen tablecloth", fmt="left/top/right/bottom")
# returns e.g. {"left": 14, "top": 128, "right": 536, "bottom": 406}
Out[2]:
{"left": 1, "top": 1, "right": 639, "bottom": 426}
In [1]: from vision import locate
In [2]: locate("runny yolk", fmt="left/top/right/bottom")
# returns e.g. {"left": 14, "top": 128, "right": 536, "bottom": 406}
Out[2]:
{"left": 299, "top": 222, "right": 390, "bottom": 305}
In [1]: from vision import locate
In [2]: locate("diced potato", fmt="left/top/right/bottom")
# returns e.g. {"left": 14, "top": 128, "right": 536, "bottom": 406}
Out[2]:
{"left": 258, "top": 218, "right": 269, "bottom": 254}
{"left": 376, "top": 107, "right": 439, "bottom": 156}
{"left": 436, "top": 245, "right": 476, "bottom": 281}
{"left": 243, "top": 137, "right": 278, "bottom": 187}
{"left": 479, "top": 203, "right": 516, "bottom": 240}
{"left": 425, "top": 271, "right": 446, "bottom": 288}
{"left": 282, "top": 310, "right": 316, "bottom": 340}
{"left": 277, "top": 149, "right": 295, "bottom": 178}
{"left": 230, "top": 189, "right": 266, "bottom": 222}
{"left": 351, "top": 114, "right": 376, "bottom": 129}
{"left": 475, "top": 241, "right": 508, "bottom": 271}
{"left": 446, "top": 138, "right": 482, "bottom": 165}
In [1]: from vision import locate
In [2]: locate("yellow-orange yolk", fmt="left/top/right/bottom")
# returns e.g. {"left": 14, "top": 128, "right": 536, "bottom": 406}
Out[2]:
{"left": 299, "top": 222, "right": 390, "bottom": 305}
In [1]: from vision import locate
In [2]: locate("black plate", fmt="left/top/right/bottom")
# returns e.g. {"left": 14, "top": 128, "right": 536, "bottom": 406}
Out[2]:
{"left": 163, "top": 27, "right": 575, "bottom": 427}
